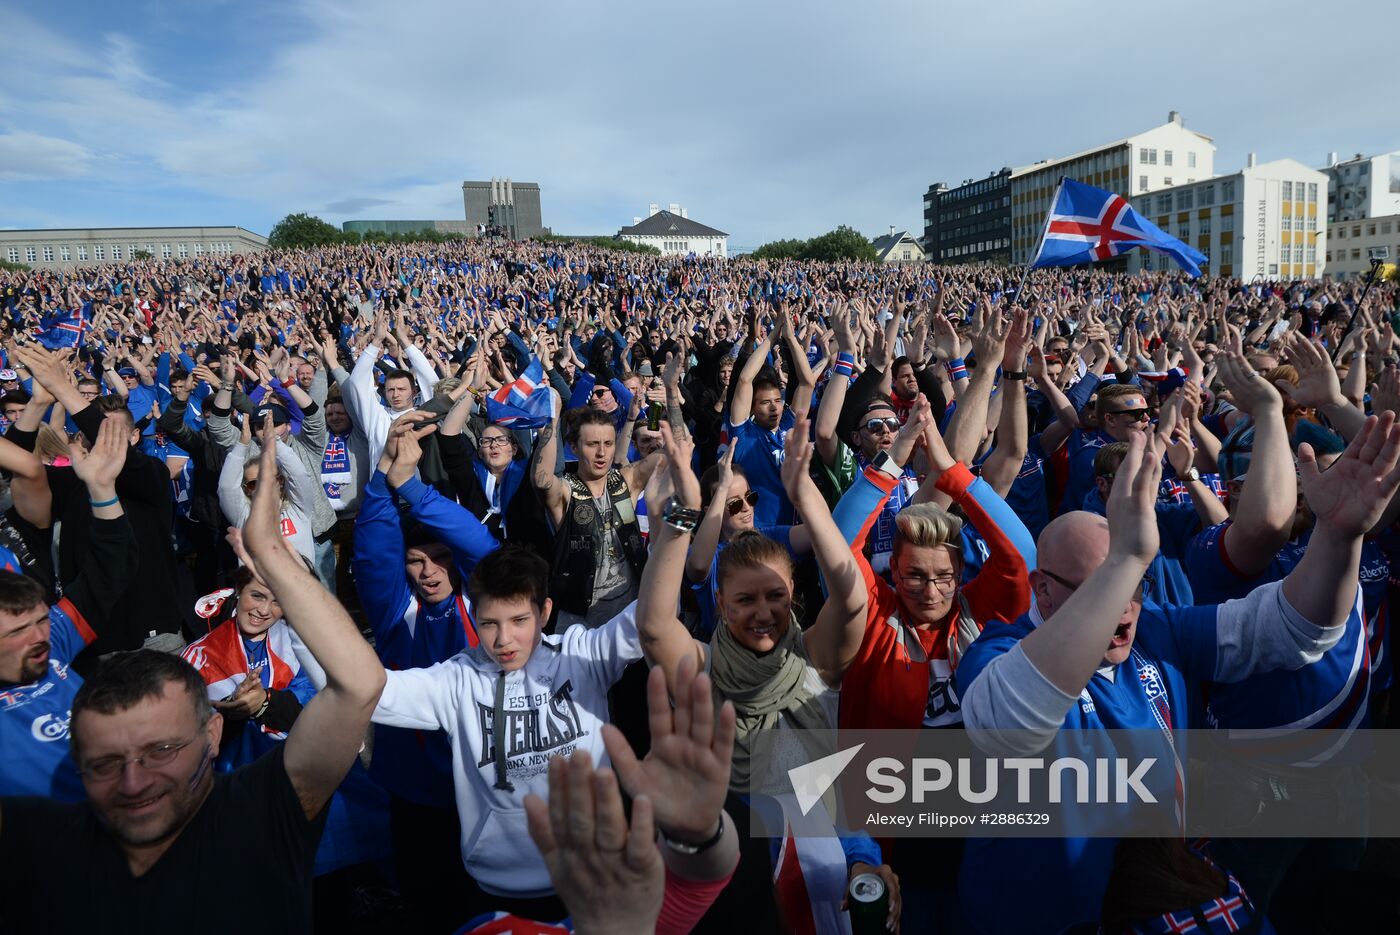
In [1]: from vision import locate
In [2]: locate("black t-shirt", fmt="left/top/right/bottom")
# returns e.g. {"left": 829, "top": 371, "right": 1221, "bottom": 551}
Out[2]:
{"left": 0, "top": 745, "right": 326, "bottom": 933}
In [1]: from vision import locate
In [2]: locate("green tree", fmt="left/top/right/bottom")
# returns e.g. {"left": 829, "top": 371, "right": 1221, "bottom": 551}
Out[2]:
{"left": 132, "top": 249, "right": 154, "bottom": 261}
{"left": 749, "top": 238, "right": 806, "bottom": 260}
{"left": 0, "top": 259, "right": 29, "bottom": 272}
{"left": 800, "top": 225, "right": 878, "bottom": 263}
{"left": 267, "top": 212, "right": 347, "bottom": 248}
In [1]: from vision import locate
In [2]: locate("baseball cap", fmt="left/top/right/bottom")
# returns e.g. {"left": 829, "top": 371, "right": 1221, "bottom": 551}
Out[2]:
{"left": 255, "top": 403, "right": 290, "bottom": 426}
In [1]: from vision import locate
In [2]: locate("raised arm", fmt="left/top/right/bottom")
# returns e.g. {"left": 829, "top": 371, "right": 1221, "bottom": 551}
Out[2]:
{"left": 1216, "top": 352, "right": 1295, "bottom": 576}
{"left": 245, "top": 417, "right": 386, "bottom": 820}
{"left": 943, "top": 302, "right": 1011, "bottom": 466}
{"left": 530, "top": 389, "right": 568, "bottom": 526}
{"left": 816, "top": 309, "right": 857, "bottom": 468}
{"left": 686, "top": 446, "right": 733, "bottom": 584}
{"left": 781, "top": 414, "right": 867, "bottom": 685}
{"left": 981, "top": 310, "right": 1032, "bottom": 496}
{"left": 728, "top": 328, "right": 775, "bottom": 428}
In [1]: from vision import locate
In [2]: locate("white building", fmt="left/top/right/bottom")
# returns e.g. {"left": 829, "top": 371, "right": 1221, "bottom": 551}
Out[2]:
{"left": 0, "top": 226, "right": 267, "bottom": 269}
{"left": 1012, "top": 111, "right": 1216, "bottom": 264}
{"left": 1318, "top": 152, "right": 1400, "bottom": 223}
{"left": 1128, "top": 157, "right": 1328, "bottom": 280}
{"left": 617, "top": 204, "right": 728, "bottom": 258}
{"left": 872, "top": 228, "right": 925, "bottom": 264}
{"left": 1327, "top": 214, "right": 1400, "bottom": 280}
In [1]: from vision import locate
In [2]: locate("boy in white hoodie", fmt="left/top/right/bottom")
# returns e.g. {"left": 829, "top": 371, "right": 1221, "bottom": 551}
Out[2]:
{"left": 368, "top": 544, "right": 642, "bottom": 923}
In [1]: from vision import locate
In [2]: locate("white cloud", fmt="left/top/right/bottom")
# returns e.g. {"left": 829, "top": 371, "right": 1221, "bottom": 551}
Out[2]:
{"left": 0, "top": 132, "right": 94, "bottom": 180}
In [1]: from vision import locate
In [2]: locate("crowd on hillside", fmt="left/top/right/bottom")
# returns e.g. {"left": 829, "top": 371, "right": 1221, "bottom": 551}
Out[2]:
{"left": 1, "top": 239, "right": 1399, "bottom": 934}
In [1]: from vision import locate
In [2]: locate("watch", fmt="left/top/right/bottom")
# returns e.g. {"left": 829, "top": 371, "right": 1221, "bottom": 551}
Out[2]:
{"left": 663, "top": 498, "right": 702, "bottom": 534}
{"left": 659, "top": 813, "right": 725, "bottom": 855}
{"left": 1183, "top": 467, "right": 1201, "bottom": 483}
{"left": 872, "top": 450, "right": 903, "bottom": 480}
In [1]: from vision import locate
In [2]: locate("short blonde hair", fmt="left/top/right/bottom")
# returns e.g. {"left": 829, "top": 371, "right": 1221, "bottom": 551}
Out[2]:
{"left": 36, "top": 425, "right": 70, "bottom": 464}
{"left": 893, "top": 503, "right": 963, "bottom": 559}
{"left": 434, "top": 377, "right": 463, "bottom": 401}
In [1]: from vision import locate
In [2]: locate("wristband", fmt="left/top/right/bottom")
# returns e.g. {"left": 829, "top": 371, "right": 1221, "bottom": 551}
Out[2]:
{"left": 1002, "top": 370, "right": 1028, "bottom": 381}
{"left": 945, "top": 357, "right": 968, "bottom": 381}
{"left": 89, "top": 496, "right": 119, "bottom": 508}
{"left": 281, "top": 379, "right": 295, "bottom": 388}
{"left": 659, "top": 812, "right": 725, "bottom": 855}
{"left": 833, "top": 352, "right": 856, "bottom": 379}
{"left": 872, "top": 450, "right": 904, "bottom": 480}
{"left": 253, "top": 693, "right": 271, "bottom": 721}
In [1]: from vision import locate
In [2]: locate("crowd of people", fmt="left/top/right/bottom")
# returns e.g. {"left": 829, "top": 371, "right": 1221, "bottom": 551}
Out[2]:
{"left": 0, "top": 237, "right": 1398, "bottom": 934}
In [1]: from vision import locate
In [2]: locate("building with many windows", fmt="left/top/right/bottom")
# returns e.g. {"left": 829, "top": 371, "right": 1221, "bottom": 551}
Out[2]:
{"left": 871, "top": 228, "right": 925, "bottom": 265}
{"left": 0, "top": 226, "right": 267, "bottom": 269}
{"left": 1327, "top": 214, "right": 1400, "bottom": 280}
{"left": 342, "top": 219, "right": 472, "bottom": 236}
{"left": 1011, "top": 111, "right": 1215, "bottom": 265}
{"left": 617, "top": 205, "right": 727, "bottom": 257}
{"left": 1127, "top": 157, "right": 1327, "bottom": 280}
{"left": 923, "top": 168, "right": 1017, "bottom": 265}
{"left": 1318, "top": 152, "right": 1400, "bottom": 223}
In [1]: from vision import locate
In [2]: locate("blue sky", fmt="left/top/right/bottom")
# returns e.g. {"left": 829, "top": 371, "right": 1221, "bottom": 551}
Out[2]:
{"left": 2, "top": 0, "right": 1398, "bottom": 252}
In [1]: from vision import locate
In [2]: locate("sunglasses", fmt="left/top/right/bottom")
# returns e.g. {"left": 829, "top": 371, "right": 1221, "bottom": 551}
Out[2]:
{"left": 1107, "top": 407, "right": 1151, "bottom": 422}
{"left": 863, "top": 417, "right": 901, "bottom": 434}
{"left": 592, "top": 387, "right": 610, "bottom": 398}
{"left": 725, "top": 490, "right": 760, "bottom": 515}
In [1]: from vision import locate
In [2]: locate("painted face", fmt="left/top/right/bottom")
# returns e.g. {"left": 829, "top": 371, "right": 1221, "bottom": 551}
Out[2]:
{"left": 474, "top": 594, "right": 548, "bottom": 672}
{"left": 405, "top": 542, "right": 455, "bottom": 605}
{"left": 72, "top": 683, "right": 223, "bottom": 853}
{"left": 1100, "top": 394, "right": 1149, "bottom": 442}
{"left": 717, "top": 560, "right": 793, "bottom": 653}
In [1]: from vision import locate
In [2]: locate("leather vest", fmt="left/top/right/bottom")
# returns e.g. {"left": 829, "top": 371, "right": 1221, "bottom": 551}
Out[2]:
{"left": 549, "top": 468, "right": 647, "bottom": 616}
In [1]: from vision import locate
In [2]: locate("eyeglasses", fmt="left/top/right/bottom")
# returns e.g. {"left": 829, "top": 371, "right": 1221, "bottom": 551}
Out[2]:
{"left": 79, "top": 736, "right": 201, "bottom": 782}
{"left": 863, "top": 417, "right": 901, "bottom": 435}
{"left": 1041, "top": 567, "right": 1153, "bottom": 599}
{"left": 726, "top": 489, "right": 760, "bottom": 515}
{"left": 1106, "top": 407, "right": 1151, "bottom": 423}
{"left": 479, "top": 436, "right": 511, "bottom": 449}
{"left": 897, "top": 572, "right": 959, "bottom": 592}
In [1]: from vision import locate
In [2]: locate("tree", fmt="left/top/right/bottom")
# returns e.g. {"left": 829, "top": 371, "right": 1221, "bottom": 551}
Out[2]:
{"left": 749, "top": 226, "right": 878, "bottom": 263}
{"left": 0, "top": 259, "right": 29, "bottom": 272}
{"left": 267, "top": 213, "right": 347, "bottom": 249}
{"left": 132, "top": 249, "right": 153, "bottom": 261}
{"left": 801, "top": 225, "right": 878, "bottom": 263}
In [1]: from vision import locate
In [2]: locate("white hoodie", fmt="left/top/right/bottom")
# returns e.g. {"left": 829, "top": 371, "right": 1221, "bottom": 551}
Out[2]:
{"left": 370, "top": 602, "right": 642, "bottom": 897}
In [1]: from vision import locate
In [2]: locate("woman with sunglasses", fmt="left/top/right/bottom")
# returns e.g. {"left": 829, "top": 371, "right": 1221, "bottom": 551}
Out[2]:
{"left": 217, "top": 413, "right": 321, "bottom": 564}
{"left": 686, "top": 446, "right": 815, "bottom": 635}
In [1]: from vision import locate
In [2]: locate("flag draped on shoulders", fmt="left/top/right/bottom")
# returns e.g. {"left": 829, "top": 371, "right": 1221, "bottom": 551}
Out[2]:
{"left": 1031, "top": 178, "right": 1208, "bottom": 276}
{"left": 181, "top": 618, "right": 300, "bottom": 738}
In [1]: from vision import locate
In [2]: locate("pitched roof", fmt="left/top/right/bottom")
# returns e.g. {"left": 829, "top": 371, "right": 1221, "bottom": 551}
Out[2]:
{"left": 618, "top": 211, "right": 727, "bottom": 238}
{"left": 871, "top": 230, "right": 922, "bottom": 261}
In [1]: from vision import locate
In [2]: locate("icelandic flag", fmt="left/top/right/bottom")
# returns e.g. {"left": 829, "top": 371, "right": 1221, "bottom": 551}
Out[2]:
{"left": 34, "top": 308, "right": 87, "bottom": 349}
{"left": 486, "top": 357, "right": 552, "bottom": 428}
{"left": 1031, "top": 178, "right": 1208, "bottom": 276}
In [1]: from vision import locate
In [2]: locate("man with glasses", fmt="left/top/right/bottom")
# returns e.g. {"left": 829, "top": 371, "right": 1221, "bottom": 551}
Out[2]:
{"left": 955, "top": 409, "right": 1400, "bottom": 934}
{"left": 1060, "top": 382, "right": 1154, "bottom": 517}
{"left": 847, "top": 399, "right": 922, "bottom": 574}
{"left": 0, "top": 437, "right": 388, "bottom": 932}
{"left": 0, "top": 420, "right": 137, "bottom": 800}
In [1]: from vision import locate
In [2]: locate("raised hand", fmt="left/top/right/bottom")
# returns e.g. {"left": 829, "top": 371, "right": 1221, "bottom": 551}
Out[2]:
{"left": 658, "top": 422, "right": 700, "bottom": 508}
{"left": 602, "top": 654, "right": 735, "bottom": 842}
{"left": 1105, "top": 431, "right": 1164, "bottom": 567}
{"left": 1278, "top": 332, "right": 1345, "bottom": 410}
{"left": 889, "top": 393, "right": 932, "bottom": 468}
{"left": 68, "top": 415, "right": 128, "bottom": 497}
{"left": 779, "top": 412, "right": 816, "bottom": 505}
{"left": 1215, "top": 351, "right": 1281, "bottom": 418}
{"left": 1301, "top": 412, "right": 1400, "bottom": 538}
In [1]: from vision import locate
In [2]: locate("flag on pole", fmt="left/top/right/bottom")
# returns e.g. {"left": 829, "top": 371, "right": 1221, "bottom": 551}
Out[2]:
{"left": 486, "top": 357, "right": 552, "bottom": 428}
{"left": 1030, "top": 178, "right": 1208, "bottom": 276}
{"left": 34, "top": 308, "right": 87, "bottom": 349}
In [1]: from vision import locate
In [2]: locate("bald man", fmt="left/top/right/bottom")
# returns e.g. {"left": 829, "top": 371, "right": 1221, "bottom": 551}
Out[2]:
{"left": 951, "top": 411, "right": 1400, "bottom": 935}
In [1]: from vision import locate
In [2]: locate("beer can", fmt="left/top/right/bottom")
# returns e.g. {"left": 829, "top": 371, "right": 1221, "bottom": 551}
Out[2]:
{"left": 848, "top": 872, "right": 888, "bottom": 934}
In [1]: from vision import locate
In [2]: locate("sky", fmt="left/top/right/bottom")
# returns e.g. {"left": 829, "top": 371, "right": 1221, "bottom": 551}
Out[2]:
{"left": 2, "top": 0, "right": 1398, "bottom": 253}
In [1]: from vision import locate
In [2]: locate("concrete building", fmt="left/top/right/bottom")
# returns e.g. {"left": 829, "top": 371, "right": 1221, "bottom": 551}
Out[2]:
{"left": 924, "top": 168, "right": 1017, "bottom": 265}
{"left": 0, "top": 226, "right": 266, "bottom": 269}
{"left": 1012, "top": 111, "right": 1215, "bottom": 265}
{"left": 1319, "top": 152, "right": 1400, "bottom": 223}
{"left": 462, "top": 178, "right": 544, "bottom": 239}
{"left": 1127, "top": 157, "right": 1327, "bottom": 280}
{"left": 618, "top": 205, "right": 728, "bottom": 257}
{"left": 1327, "top": 214, "right": 1400, "bottom": 280}
{"left": 872, "top": 228, "right": 925, "bottom": 264}
{"left": 342, "top": 219, "right": 471, "bottom": 236}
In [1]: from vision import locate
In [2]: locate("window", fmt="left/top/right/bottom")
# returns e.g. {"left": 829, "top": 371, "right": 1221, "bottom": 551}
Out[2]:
{"left": 1327, "top": 252, "right": 1333, "bottom": 262}
{"left": 129, "top": 244, "right": 138, "bottom": 258}
{"left": 5, "top": 248, "right": 17, "bottom": 263}
{"left": 1352, "top": 226, "right": 1361, "bottom": 238}
{"left": 42, "top": 247, "right": 53, "bottom": 262}
{"left": 177, "top": 243, "right": 188, "bottom": 258}
{"left": 1179, "top": 189, "right": 1194, "bottom": 209}
{"left": 143, "top": 243, "right": 154, "bottom": 256}
{"left": 76, "top": 246, "right": 87, "bottom": 261}
{"left": 160, "top": 243, "right": 171, "bottom": 258}
{"left": 1281, "top": 181, "right": 1293, "bottom": 201}
{"left": 1307, "top": 215, "right": 1317, "bottom": 231}
{"left": 1384, "top": 222, "right": 1394, "bottom": 235}
{"left": 1307, "top": 245, "right": 1317, "bottom": 262}
{"left": 1140, "top": 148, "right": 1157, "bottom": 165}
{"left": 58, "top": 246, "right": 71, "bottom": 261}
{"left": 1157, "top": 193, "right": 1172, "bottom": 213}
{"left": 1163, "top": 177, "right": 1173, "bottom": 186}
{"left": 1269, "top": 264, "right": 1279, "bottom": 276}
{"left": 1200, "top": 217, "right": 1212, "bottom": 236}
{"left": 1338, "top": 227, "right": 1347, "bottom": 238}
{"left": 24, "top": 247, "right": 35, "bottom": 262}
{"left": 1222, "top": 179, "right": 1236, "bottom": 202}
{"left": 1361, "top": 163, "right": 1370, "bottom": 175}
{"left": 1368, "top": 224, "right": 1377, "bottom": 236}
{"left": 1294, "top": 245, "right": 1304, "bottom": 263}
{"left": 1139, "top": 175, "right": 1148, "bottom": 192}
{"left": 1282, "top": 216, "right": 1292, "bottom": 231}
{"left": 1308, "top": 183, "right": 1318, "bottom": 203}
{"left": 1352, "top": 249, "right": 1362, "bottom": 260}
{"left": 1164, "top": 150, "right": 1173, "bottom": 166}
{"left": 193, "top": 242, "right": 203, "bottom": 256}
{"left": 1221, "top": 214, "right": 1234, "bottom": 233}
{"left": 94, "top": 245, "right": 104, "bottom": 260}
{"left": 1188, "top": 152, "right": 1197, "bottom": 168}
{"left": 1199, "top": 185, "right": 1214, "bottom": 206}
